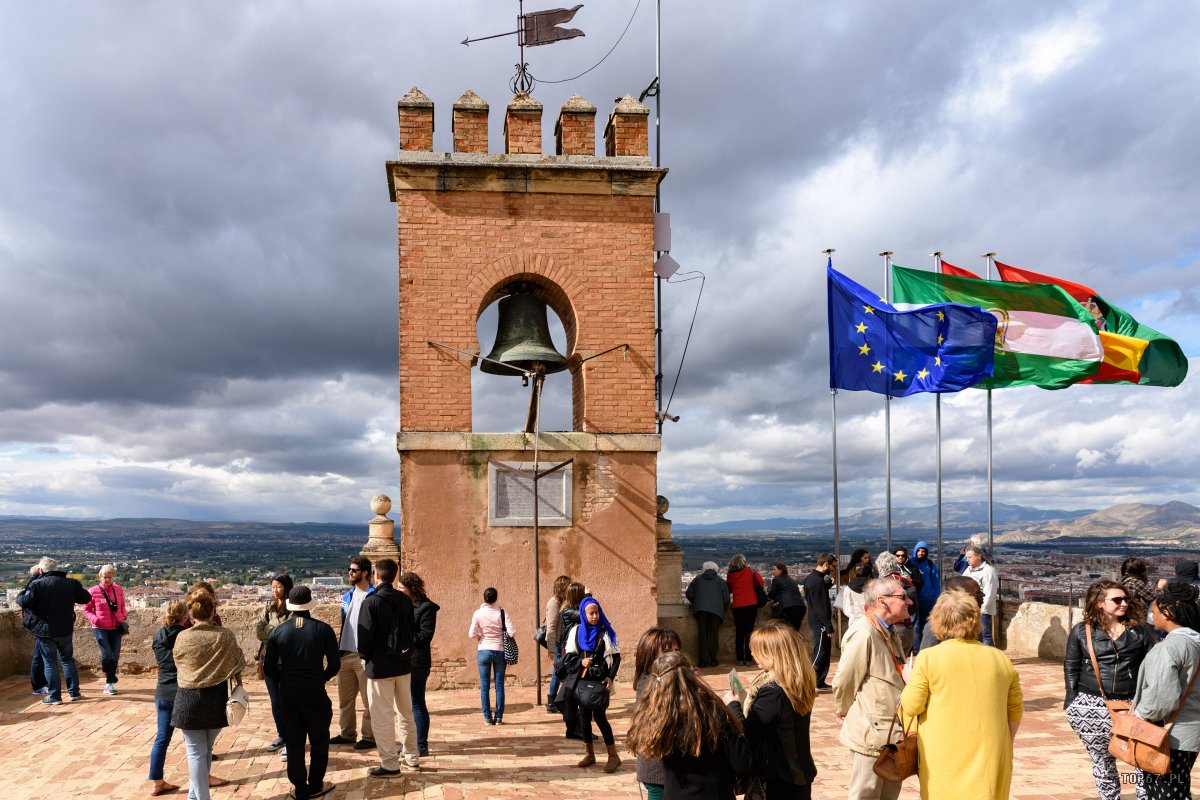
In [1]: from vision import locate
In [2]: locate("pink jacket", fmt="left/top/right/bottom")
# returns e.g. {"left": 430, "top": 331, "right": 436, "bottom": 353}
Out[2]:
{"left": 468, "top": 603, "right": 516, "bottom": 651}
{"left": 83, "top": 583, "right": 128, "bottom": 630}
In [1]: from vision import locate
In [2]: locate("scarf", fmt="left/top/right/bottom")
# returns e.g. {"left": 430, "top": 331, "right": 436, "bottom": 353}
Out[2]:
{"left": 576, "top": 597, "right": 617, "bottom": 652}
{"left": 173, "top": 621, "right": 245, "bottom": 689}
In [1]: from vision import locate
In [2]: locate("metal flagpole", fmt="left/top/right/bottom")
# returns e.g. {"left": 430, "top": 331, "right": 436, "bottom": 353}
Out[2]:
{"left": 824, "top": 248, "right": 843, "bottom": 641}
{"left": 652, "top": 0, "right": 664, "bottom": 435}
{"left": 982, "top": 252, "right": 996, "bottom": 562}
{"left": 932, "top": 251, "right": 944, "bottom": 577}
{"left": 880, "top": 250, "right": 894, "bottom": 551}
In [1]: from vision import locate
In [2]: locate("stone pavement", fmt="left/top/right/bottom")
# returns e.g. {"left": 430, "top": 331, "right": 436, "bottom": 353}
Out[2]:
{"left": 1, "top": 657, "right": 1154, "bottom": 799}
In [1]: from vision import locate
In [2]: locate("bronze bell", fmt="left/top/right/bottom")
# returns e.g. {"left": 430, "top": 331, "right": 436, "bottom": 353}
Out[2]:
{"left": 480, "top": 288, "right": 568, "bottom": 375}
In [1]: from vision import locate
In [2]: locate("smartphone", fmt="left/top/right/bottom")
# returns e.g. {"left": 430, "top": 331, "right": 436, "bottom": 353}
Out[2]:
{"left": 728, "top": 668, "right": 745, "bottom": 702}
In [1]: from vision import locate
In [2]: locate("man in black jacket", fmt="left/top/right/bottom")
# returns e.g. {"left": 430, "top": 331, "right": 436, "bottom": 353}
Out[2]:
{"left": 265, "top": 586, "right": 340, "bottom": 800}
{"left": 802, "top": 553, "right": 835, "bottom": 690}
{"left": 357, "top": 558, "right": 419, "bottom": 777}
{"left": 16, "top": 556, "right": 91, "bottom": 704}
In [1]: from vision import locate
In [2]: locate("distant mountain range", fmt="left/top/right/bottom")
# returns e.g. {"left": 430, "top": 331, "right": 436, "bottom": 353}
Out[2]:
{"left": 672, "top": 501, "right": 1086, "bottom": 536}
{"left": 998, "top": 501, "right": 1200, "bottom": 544}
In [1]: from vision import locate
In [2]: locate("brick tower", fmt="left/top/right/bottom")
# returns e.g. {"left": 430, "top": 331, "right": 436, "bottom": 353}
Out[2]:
{"left": 388, "top": 88, "right": 667, "bottom": 687}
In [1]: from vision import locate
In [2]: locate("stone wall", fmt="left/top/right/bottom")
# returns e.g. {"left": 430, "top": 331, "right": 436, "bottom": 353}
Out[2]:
{"left": 0, "top": 597, "right": 1079, "bottom": 683}
{"left": 0, "top": 604, "right": 340, "bottom": 681}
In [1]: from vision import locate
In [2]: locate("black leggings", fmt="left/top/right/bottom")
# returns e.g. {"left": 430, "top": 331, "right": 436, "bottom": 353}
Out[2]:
{"left": 580, "top": 706, "right": 614, "bottom": 745}
{"left": 732, "top": 605, "right": 759, "bottom": 661}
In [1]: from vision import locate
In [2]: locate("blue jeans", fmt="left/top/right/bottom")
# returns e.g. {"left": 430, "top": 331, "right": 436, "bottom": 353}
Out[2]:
{"left": 912, "top": 605, "right": 933, "bottom": 655}
{"left": 92, "top": 627, "right": 122, "bottom": 683}
{"left": 149, "top": 700, "right": 175, "bottom": 780}
{"left": 181, "top": 728, "right": 220, "bottom": 800}
{"left": 477, "top": 650, "right": 506, "bottom": 721}
{"left": 548, "top": 644, "right": 564, "bottom": 704}
{"left": 411, "top": 670, "right": 430, "bottom": 752}
{"left": 264, "top": 673, "right": 285, "bottom": 736}
{"left": 980, "top": 612, "right": 995, "bottom": 646}
{"left": 37, "top": 635, "right": 80, "bottom": 699}
{"left": 30, "top": 639, "right": 47, "bottom": 691}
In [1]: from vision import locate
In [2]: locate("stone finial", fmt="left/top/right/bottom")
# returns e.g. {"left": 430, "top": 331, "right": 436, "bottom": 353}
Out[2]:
{"left": 656, "top": 494, "right": 669, "bottom": 519}
{"left": 604, "top": 94, "right": 650, "bottom": 157}
{"left": 371, "top": 494, "right": 393, "bottom": 520}
{"left": 398, "top": 87, "right": 434, "bottom": 152}
{"left": 452, "top": 90, "right": 489, "bottom": 153}
{"left": 555, "top": 93, "right": 597, "bottom": 156}
{"left": 504, "top": 93, "right": 544, "bottom": 155}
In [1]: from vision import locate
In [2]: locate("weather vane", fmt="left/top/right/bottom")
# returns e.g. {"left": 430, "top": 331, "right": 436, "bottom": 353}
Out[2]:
{"left": 462, "top": 1, "right": 585, "bottom": 95}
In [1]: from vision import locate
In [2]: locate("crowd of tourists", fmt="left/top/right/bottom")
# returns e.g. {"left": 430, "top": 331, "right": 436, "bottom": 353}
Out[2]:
{"left": 15, "top": 548, "right": 1200, "bottom": 800}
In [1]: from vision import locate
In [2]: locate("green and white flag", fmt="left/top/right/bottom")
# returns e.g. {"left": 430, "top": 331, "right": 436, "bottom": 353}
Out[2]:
{"left": 891, "top": 265, "right": 1102, "bottom": 389}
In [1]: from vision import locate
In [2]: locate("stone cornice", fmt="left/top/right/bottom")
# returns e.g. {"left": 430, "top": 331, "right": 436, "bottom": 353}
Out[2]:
{"left": 387, "top": 152, "right": 667, "bottom": 200}
{"left": 397, "top": 431, "right": 661, "bottom": 453}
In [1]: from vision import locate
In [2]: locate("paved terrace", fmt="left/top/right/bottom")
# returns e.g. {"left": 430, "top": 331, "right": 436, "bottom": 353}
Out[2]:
{"left": 3, "top": 656, "right": 1149, "bottom": 800}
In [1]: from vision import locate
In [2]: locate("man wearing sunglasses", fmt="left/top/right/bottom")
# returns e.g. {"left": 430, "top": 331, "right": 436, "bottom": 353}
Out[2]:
{"left": 833, "top": 578, "right": 912, "bottom": 800}
{"left": 330, "top": 556, "right": 375, "bottom": 750}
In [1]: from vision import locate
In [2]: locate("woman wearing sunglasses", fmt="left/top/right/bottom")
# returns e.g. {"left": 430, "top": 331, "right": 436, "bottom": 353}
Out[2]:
{"left": 1063, "top": 579, "right": 1157, "bottom": 800}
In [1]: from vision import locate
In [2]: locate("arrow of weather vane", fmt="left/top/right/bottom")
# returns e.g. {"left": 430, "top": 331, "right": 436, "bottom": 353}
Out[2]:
{"left": 462, "top": 2, "right": 585, "bottom": 94}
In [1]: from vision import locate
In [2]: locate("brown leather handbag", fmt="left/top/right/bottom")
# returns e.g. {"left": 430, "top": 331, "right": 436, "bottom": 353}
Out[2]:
{"left": 1107, "top": 649, "right": 1200, "bottom": 776}
{"left": 873, "top": 707, "right": 918, "bottom": 782}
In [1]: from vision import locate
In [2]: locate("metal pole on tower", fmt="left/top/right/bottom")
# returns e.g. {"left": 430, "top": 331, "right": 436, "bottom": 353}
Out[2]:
{"left": 880, "top": 250, "right": 894, "bottom": 551}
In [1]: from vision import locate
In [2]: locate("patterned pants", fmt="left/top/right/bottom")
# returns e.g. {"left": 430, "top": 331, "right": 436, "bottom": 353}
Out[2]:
{"left": 1066, "top": 692, "right": 1146, "bottom": 800}
{"left": 1143, "top": 749, "right": 1198, "bottom": 800}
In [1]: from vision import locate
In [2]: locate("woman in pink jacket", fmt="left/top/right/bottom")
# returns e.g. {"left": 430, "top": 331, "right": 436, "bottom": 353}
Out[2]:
{"left": 83, "top": 564, "right": 127, "bottom": 695}
{"left": 468, "top": 587, "right": 516, "bottom": 725}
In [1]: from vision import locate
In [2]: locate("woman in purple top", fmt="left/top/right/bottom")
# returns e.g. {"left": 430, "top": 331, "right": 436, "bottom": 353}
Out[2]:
{"left": 468, "top": 587, "right": 516, "bottom": 724}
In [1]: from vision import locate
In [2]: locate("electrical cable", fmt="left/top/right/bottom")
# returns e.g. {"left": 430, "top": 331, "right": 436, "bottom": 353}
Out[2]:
{"left": 532, "top": 0, "right": 642, "bottom": 85}
{"left": 662, "top": 269, "right": 705, "bottom": 415}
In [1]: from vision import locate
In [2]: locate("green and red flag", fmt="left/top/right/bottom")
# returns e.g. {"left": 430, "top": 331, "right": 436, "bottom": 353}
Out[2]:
{"left": 995, "top": 261, "right": 1187, "bottom": 387}
{"left": 892, "top": 265, "right": 1103, "bottom": 389}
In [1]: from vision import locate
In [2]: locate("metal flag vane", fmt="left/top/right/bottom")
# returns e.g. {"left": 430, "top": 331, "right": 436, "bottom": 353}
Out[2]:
{"left": 462, "top": 1, "right": 586, "bottom": 95}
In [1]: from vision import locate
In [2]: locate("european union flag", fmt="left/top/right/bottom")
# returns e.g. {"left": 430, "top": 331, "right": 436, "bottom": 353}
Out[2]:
{"left": 827, "top": 264, "right": 996, "bottom": 397}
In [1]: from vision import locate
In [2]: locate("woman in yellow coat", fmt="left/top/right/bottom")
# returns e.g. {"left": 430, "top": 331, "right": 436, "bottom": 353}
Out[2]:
{"left": 900, "top": 589, "right": 1023, "bottom": 800}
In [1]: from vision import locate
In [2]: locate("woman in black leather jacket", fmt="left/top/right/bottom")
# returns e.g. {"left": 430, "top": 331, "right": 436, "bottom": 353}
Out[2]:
{"left": 1063, "top": 579, "right": 1157, "bottom": 800}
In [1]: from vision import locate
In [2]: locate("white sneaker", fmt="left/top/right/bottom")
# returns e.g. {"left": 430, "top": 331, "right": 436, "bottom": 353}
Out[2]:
{"left": 103, "top": 684, "right": 115, "bottom": 696}
{"left": 280, "top": 746, "right": 288, "bottom": 762}
{"left": 403, "top": 753, "right": 420, "bottom": 768}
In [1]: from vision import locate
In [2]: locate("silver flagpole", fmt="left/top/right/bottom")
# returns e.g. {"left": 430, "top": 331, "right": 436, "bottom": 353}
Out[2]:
{"left": 825, "top": 247, "right": 842, "bottom": 642}
{"left": 880, "top": 250, "right": 894, "bottom": 551}
{"left": 932, "top": 251, "right": 944, "bottom": 577}
{"left": 982, "top": 252, "right": 996, "bottom": 562}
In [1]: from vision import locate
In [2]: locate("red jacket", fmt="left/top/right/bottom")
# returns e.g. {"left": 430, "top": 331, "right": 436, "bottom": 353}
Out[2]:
{"left": 725, "top": 566, "right": 765, "bottom": 609}
{"left": 83, "top": 583, "right": 128, "bottom": 630}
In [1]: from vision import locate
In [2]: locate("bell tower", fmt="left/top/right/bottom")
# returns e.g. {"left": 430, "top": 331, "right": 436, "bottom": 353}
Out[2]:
{"left": 388, "top": 88, "right": 667, "bottom": 687}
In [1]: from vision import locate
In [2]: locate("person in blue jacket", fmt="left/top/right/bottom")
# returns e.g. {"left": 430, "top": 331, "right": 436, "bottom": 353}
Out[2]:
{"left": 911, "top": 541, "right": 941, "bottom": 655}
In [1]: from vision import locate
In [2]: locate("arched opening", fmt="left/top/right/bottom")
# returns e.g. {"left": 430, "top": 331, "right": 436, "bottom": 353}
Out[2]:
{"left": 472, "top": 277, "right": 576, "bottom": 432}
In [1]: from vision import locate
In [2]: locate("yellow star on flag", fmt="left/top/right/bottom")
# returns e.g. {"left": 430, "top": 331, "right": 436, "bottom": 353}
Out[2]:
{"left": 917, "top": 368, "right": 930, "bottom": 379}
{"left": 937, "top": 334, "right": 944, "bottom": 344}
{"left": 936, "top": 311, "right": 945, "bottom": 321}
{"left": 935, "top": 356, "right": 942, "bottom": 366}
{"left": 893, "top": 370, "right": 907, "bottom": 382}
{"left": 858, "top": 343, "right": 871, "bottom": 355}
{"left": 863, "top": 305, "right": 874, "bottom": 315}
{"left": 871, "top": 361, "right": 885, "bottom": 373}
{"left": 855, "top": 322, "right": 868, "bottom": 333}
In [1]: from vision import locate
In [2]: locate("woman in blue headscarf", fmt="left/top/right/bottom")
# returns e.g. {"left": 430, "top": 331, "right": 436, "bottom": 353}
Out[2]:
{"left": 561, "top": 596, "right": 622, "bottom": 772}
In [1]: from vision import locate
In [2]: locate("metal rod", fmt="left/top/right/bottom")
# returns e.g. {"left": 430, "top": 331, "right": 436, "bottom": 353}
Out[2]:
{"left": 880, "top": 250, "right": 894, "bottom": 551}
{"left": 830, "top": 386, "right": 842, "bottom": 643}
{"left": 426, "top": 340, "right": 530, "bottom": 377}
{"left": 653, "top": 0, "right": 664, "bottom": 436}
{"left": 932, "top": 252, "right": 944, "bottom": 576}
{"left": 982, "top": 252, "right": 996, "bottom": 564}
{"left": 574, "top": 343, "right": 629, "bottom": 366}
{"left": 531, "top": 368, "right": 543, "bottom": 706}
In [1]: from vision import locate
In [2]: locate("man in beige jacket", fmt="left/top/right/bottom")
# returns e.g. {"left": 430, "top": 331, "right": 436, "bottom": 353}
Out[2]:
{"left": 832, "top": 577, "right": 911, "bottom": 800}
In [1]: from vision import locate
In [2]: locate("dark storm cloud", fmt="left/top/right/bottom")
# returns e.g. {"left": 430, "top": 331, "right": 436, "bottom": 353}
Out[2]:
{"left": 0, "top": 2, "right": 1198, "bottom": 521}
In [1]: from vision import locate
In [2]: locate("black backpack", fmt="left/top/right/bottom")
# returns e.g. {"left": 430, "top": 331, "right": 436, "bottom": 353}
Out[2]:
{"left": 384, "top": 598, "right": 413, "bottom": 657}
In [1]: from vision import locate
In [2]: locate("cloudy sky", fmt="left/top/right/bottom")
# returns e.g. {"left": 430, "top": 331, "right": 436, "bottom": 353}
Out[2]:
{"left": 1, "top": 1, "right": 1198, "bottom": 524}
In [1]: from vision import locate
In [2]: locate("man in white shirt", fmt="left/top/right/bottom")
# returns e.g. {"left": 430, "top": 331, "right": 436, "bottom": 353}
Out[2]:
{"left": 329, "top": 556, "right": 374, "bottom": 748}
{"left": 962, "top": 546, "right": 998, "bottom": 646}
